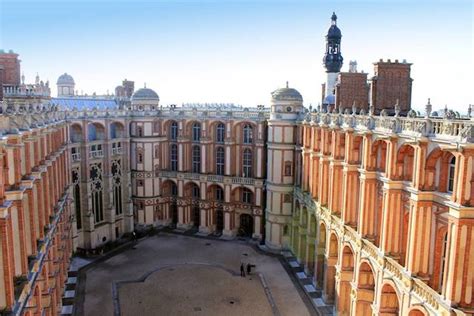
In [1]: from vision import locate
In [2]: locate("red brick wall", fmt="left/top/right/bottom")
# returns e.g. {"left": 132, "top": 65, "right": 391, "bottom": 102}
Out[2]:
{"left": 0, "top": 53, "right": 21, "bottom": 86}
{"left": 370, "top": 59, "right": 412, "bottom": 115}
{"left": 335, "top": 72, "right": 369, "bottom": 113}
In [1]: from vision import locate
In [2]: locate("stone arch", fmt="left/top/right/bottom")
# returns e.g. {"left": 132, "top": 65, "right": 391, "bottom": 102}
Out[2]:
{"left": 110, "top": 121, "right": 125, "bottom": 139}
{"left": 369, "top": 139, "right": 388, "bottom": 172}
{"left": 87, "top": 122, "right": 105, "bottom": 141}
{"left": 379, "top": 282, "right": 400, "bottom": 315}
{"left": 206, "top": 183, "right": 225, "bottom": 200}
{"left": 70, "top": 123, "right": 83, "bottom": 142}
{"left": 291, "top": 203, "right": 301, "bottom": 255}
{"left": 315, "top": 222, "right": 327, "bottom": 288}
{"left": 233, "top": 121, "right": 257, "bottom": 142}
{"left": 297, "top": 207, "right": 309, "bottom": 264}
{"left": 407, "top": 307, "right": 428, "bottom": 316}
{"left": 209, "top": 120, "right": 226, "bottom": 140}
{"left": 395, "top": 143, "right": 415, "bottom": 181}
{"left": 161, "top": 180, "right": 178, "bottom": 225}
{"left": 354, "top": 260, "right": 376, "bottom": 316}
{"left": 231, "top": 186, "right": 254, "bottom": 204}
{"left": 305, "top": 214, "right": 317, "bottom": 276}
{"left": 337, "top": 244, "right": 355, "bottom": 315}
{"left": 323, "top": 232, "right": 339, "bottom": 303}
{"left": 423, "top": 148, "right": 456, "bottom": 192}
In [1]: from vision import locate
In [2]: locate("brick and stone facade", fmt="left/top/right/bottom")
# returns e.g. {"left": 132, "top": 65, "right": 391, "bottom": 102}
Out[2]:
{"left": 290, "top": 109, "right": 474, "bottom": 315}
{"left": 0, "top": 11, "right": 473, "bottom": 316}
{"left": 370, "top": 59, "right": 413, "bottom": 115}
{"left": 335, "top": 71, "right": 369, "bottom": 113}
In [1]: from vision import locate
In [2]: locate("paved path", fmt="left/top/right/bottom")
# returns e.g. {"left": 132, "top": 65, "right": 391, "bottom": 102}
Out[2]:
{"left": 80, "top": 233, "right": 311, "bottom": 316}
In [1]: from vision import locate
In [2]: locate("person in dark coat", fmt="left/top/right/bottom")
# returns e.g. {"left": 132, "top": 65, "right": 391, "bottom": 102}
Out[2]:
{"left": 240, "top": 263, "right": 246, "bottom": 277}
{"left": 246, "top": 263, "right": 251, "bottom": 275}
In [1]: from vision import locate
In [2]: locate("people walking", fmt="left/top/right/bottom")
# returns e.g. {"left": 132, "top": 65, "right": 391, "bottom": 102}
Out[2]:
{"left": 240, "top": 263, "right": 246, "bottom": 277}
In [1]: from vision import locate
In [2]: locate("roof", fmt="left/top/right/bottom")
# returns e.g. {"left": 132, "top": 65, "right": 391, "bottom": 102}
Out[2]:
{"left": 51, "top": 97, "right": 118, "bottom": 110}
{"left": 57, "top": 73, "right": 75, "bottom": 85}
{"left": 271, "top": 86, "right": 303, "bottom": 102}
{"left": 132, "top": 87, "right": 159, "bottom": 101}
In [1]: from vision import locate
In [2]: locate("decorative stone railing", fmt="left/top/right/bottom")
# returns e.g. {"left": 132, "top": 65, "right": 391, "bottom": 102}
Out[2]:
{"left": 71, "top": 152, "right": 81, "bottom": 162}
{"left": 156, "top": 171, "right": 260, "bottom": 187}
{"left": 111, "top": 147, "right": 122, "bottom": 155}
{"left": 306, "top": 111, "right": 473, "bottom": 143}
{"left": 88, "top": 150, "right": 103, "bottom": 159}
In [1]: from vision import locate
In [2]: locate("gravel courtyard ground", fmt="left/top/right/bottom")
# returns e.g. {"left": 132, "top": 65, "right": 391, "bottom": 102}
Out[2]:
{"left": 79, "top": 233, "right": 312, "bottom": 316}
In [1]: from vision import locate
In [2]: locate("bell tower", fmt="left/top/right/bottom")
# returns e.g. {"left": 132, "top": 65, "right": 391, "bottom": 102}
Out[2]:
{"left": 322, "top": 12, "right": 343, "bottom": 108}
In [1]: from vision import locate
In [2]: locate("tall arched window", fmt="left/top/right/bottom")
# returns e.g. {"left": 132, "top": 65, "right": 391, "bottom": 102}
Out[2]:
{"left": 192, "top": 145, "right": 201, "bottom": 173}
{"left": 192, "top": 122, "right": 201, "bottom": 142}
{"left": 216, "top": 123, "right": 225, "bottom": 143}
{"left": 242, "top": 188, "right": 253, "bottom": 204}
{"left": 447, "top": 156, "right": 456, "bottom": 192}
{"left": 170, "top": 144, "right": 178, "bottom": 171}
{"left": 215, "top": 187, "right": 224, "bottom": 201}
{"left": 192, "top": 185, "right": 200, "bottom": 199}
{"left": 243, "top": 124, "right": 253, "bottom": 144}
{"left": 170, "top": 121, "right": 178, "bottom": 141}
{"left": 243, "top": 148, "right": 252, "bottom": 178}
{"left": 216, "top": 146, "right": 225, "bottom": 175}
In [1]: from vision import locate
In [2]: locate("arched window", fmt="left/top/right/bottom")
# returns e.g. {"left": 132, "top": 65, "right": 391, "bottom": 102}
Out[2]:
{"left": 243, "top": 124, "right": 253, "bottom": 144}
{"left": 447, "top": 156, "right": 456, "bottom": 192}
{"left": 242, "top": 188, "right": 253, "bottom": 204}
{"left": 192, "top": 145, "right": 201, "bottom": 173}
{"left": 192, "top": 185, "right": 200, "bottom": 199}
{"left": 170, "top": 121, "right": 178, "bottom": 141}
{"left": 243, "top": 148, "right": 252, "bottom": 178}
{"left": 170, "top": 144, "right": 178, "bottom": 171}
{"left": 192, "top": 122, "right": 201, "bottom": 142}
{"left": 215, "top": 187, "right": 224, "bottom": 201}
{"left": 216, "top": 123, "right": 225, "bottom": 143}
{"left": 216, "top": 146, "right": 225, "bottom": 175}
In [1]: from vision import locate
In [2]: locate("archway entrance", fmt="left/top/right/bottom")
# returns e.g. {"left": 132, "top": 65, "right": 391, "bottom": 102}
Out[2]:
{"left": 337, "top": 246, "right": 354, "bottom": 316}
{"left": 380, "top": 283, "right": 400, "bottom": 315}
{"left": 171, "top": 203, "right": 178, "bottom": 225}
{"left": 355, "top": 262, "right": 375, "bottom": 316}
{"left": 216, "top": 208, "right": 224, "bottom": 232}
{"left": 239, "top": 214, "right": 253, "bottom": 237}
{"left": 193, "top": 206, "right": 200, "bottom": 227}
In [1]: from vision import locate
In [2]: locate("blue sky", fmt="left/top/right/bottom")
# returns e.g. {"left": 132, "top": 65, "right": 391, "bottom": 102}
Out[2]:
{"left": 0, "top": 0, "right": 472, "bottom": 112}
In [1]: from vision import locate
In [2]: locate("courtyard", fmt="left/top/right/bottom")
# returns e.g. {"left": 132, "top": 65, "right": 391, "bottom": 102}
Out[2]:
{"left": 77, "top": 233, "right": 313, "bottom": 316}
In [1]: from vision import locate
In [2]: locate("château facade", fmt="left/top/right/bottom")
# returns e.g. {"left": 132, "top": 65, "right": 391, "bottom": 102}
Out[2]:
{"left": 0, "top": 12, "right": 472, "bottom": 316}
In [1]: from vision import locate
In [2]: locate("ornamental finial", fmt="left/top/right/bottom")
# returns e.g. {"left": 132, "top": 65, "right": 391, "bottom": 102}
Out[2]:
{"left": 425, "top": 98, "right": 432, "bottom": 118}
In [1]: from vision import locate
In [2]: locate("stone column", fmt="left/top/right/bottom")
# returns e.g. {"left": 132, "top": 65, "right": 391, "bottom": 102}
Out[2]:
{"left": 442, "top": 216, "right": 474, "bottom": 310}
{"left": 328, "top": 160, "right": 344, "bottom": 215}
{"left": 358, "top": 171, "right": 377, "bottom": 238}
{"left": 0, "top": 217, "right": 14, "bottom": 309}
{"left": 253, "top": 213, "right": 262, "bottom": 239}
{"left": 405, "top": 200, "right": 433, "bottom": 278}
{"left": 380, "top": 186, "right": 403, "bottom": 258}
{"left": 341, "top": 164, "right": 359, "bottom": 227}
{"left": 318, "top": 156, "right": 330, "bottom": 206}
